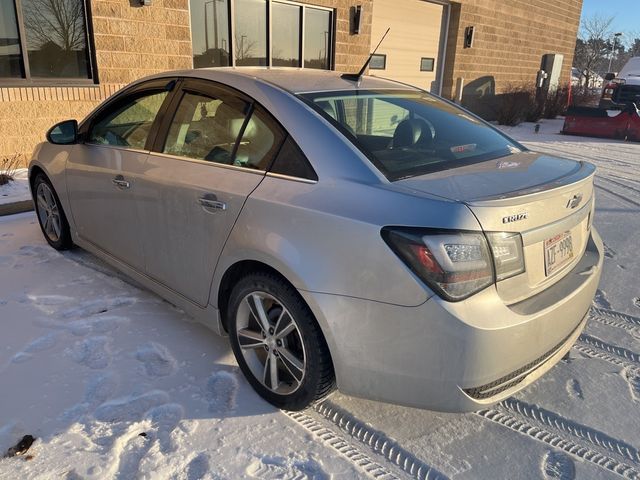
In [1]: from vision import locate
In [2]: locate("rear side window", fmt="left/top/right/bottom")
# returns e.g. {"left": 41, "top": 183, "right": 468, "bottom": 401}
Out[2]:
{"left": 162, "top": 91, "right": 285, "bottom": 170}
{"left": 235, "top": 105, "right": 285, "bottom": 170}
{"left": 163, "top": 91, "right": 249, "bottom": 165}
{"left": 87, "top": 91, "right": 168, "bottom": 149}
{"left": 270, "top": 136, "right": 317, "bottom": 181}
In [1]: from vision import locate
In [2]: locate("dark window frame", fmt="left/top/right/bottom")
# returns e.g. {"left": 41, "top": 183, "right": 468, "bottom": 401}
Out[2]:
{"left": 420, "top": 57, "right": 435, "bottom": 72}
{"left": 369, "top": 54, "right": 386, "bottom": 70}
{"left": 0, "top": 0, "right": 98, "bottom": 86}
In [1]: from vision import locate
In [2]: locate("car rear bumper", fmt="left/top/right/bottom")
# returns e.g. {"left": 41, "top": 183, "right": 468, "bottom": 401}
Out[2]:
{"left": 300, "top": 227, "right": 603, "bottom": 412}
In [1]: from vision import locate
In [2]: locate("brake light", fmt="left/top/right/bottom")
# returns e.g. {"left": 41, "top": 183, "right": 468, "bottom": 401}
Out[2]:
{"left": 602, "top": 83, "right": 617, "bottom": 99}
{"left": 382, "top": 227, "right": 525, "bottom": 301}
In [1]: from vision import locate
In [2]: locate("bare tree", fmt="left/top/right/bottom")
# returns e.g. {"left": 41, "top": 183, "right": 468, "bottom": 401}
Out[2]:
{"left": 22, "top": 0, "right": 86, "bottom": 51}
{"left": 234, "top": 34, "right": 257, "bottom": 63}
{"left": 573, "top": 14, "right": 614, "bottom": 88}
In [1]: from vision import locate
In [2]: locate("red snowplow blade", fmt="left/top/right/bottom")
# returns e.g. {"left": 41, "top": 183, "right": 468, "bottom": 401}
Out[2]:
{"left": 562, "top": 105, "right": 640, "bottom": 142}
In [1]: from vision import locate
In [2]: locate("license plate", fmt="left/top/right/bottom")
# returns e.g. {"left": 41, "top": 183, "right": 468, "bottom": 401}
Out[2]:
{"left": 544, "top": 231, "right": 574, "bottom": 276}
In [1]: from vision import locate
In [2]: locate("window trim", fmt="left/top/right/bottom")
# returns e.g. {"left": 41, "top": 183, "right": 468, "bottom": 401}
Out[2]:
{"left": 0, "top": 0, "right": 98, "bottom": 86}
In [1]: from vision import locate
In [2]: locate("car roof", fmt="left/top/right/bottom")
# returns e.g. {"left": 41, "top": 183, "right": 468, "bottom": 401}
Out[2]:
{"left": 168, "top": 67, "right": 420, "bottom": 94}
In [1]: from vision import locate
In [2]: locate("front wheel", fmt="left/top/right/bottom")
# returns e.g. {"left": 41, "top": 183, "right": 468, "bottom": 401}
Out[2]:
{"left": 33, "top": 174, "right": 72, "bottom": 250}
{"left": 227, "top": 272, "right": 335, "bottom": 410}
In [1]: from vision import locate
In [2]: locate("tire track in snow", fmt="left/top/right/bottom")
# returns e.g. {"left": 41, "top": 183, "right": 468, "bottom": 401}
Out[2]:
{"left": 286, "top": 401, "right": 448, "bottom": 480}
{"left": 578, "top": 334, "right": 640, "bottom": 367}
{"left": 285, "top": 410, "right": 402, "bottom": 480}
{"left": 501, "top": 398, "right": 640, "bottom": 463}
{"left": 476, "top": 407, "right": 640, "bottom": 479}
{"left": 590, "top": 307, "right": 640, "bottom": 331}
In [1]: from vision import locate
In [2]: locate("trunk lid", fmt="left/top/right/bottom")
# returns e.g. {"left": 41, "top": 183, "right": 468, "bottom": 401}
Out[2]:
{"left": 396, "top": 152, "right": 596, "bottom": 304}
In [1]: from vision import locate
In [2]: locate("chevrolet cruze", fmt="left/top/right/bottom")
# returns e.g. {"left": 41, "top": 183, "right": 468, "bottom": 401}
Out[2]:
{"left": 29, "top": 68, "right": 603, "bottom": 411}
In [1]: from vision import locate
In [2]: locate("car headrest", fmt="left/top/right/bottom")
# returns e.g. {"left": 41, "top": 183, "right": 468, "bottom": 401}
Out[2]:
{"left": 392, "top": 119, "right": 434, "bottom": 149}
{"left": 316, "top": 101, "right": 337, "bottom": 120}
{"left": 214, "top": 103, "right": 246, "bottom": 139}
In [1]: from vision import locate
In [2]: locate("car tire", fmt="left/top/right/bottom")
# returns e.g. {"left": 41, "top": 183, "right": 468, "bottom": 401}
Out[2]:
{"left": 227, "top": 271, "right": 335, "bottom": 410}
{"left": 33, "top": 173, "right": 73, "bottom": 251}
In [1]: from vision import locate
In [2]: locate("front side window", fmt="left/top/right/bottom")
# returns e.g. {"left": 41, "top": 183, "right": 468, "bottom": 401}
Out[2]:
{"left": 0, "top": 0, "right": 94, "bottom": 82}
{"left": 88, "top": 91, "right": 168, "bottom": 149}
{"left": 301, "top": 90, "right": 523, "bottom": 180}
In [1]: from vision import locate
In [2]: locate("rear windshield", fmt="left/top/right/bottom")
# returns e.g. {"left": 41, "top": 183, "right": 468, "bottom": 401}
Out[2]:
{"left": 299, "top": 90, "right": 524, "bottom": 180}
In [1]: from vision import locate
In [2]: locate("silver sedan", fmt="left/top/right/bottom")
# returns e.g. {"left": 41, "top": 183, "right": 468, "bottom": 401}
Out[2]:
{"left": 29, "top": 68, "right": 603, "bottom": 411}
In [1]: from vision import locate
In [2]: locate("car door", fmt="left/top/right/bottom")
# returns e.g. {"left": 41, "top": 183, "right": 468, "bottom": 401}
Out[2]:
{"left": 139, "top": 79, "right": 286, "bottom": 306}
{"left": 66, "top": 80, "right": 176, "bottom": 271}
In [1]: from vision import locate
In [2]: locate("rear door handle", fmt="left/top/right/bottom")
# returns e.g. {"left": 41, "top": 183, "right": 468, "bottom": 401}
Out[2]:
{"left": 112, "top": 175, "right": 130, "bottom": 189}
{"left": 198, "top": 194, "right": 226, "bottom": 211}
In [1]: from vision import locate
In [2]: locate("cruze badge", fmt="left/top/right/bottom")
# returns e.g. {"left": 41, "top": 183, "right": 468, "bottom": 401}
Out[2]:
{"left": 567, "top": 193, "right": 583, "bottom": 209}
{"left": 502, "top": 212, "right": 528, "bottom": 224}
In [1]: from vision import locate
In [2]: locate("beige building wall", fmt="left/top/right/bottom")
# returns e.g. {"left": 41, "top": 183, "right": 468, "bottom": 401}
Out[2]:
{"left": 441, "top": 0, "right": 583, "bottom": 113}
{"left": 1, "top": 0, "right": 192, "bottom": 166}
{"left": 370, "top": 0, "right": 444, "bottom": 92}
{"left": 0, "top": 0, "right": 372, "bottom": 166}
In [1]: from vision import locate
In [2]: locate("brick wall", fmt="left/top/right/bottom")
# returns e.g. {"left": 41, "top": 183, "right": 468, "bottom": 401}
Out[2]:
{"left": 442, "top": 0, "right": 583, "bottom": 116}
{"left": 0, "top": 0, "right": 192, "bottom": 166}
{"left": 0, "top": 0, "right": 370, "bottom": 166}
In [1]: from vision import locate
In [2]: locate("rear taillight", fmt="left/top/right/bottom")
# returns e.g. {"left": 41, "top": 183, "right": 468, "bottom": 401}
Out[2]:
{"left": 602, "top": 83, "right": 617, "bottom": 99}
{"left": 382, "top": 227, "right": 525, "bottom": 301}
{"left": 485, "top": 231, "right": 525, "bottom": 281}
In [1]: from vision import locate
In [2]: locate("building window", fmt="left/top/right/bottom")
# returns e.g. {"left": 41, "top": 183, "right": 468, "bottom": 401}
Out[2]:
{"left": 420, "top": 57, "right": 435, "bottom": 72}
{"left": 303, "top": 6, "right": 331, "bottom": 69}
{"left": 0, "top": 0, "right": 95, "bottom": 83}
{"left": 191, "top": 0, "right": 230, "bottom": 68}
{"left": 369, "top": 54, "right": 386, "bottom": 70}
{"left": 190, "top": 0, "right": 333, "bottom": 70}
{"left": 272, "top": 2, "right": 300, "bottom": 67}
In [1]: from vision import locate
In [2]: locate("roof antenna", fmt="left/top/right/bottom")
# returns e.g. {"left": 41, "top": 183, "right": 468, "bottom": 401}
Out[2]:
{"left": 341, "top": 27, "right": 390, "bottom": 84}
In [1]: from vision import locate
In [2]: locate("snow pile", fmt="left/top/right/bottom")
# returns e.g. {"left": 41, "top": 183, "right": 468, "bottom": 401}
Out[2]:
{"left": 0, "top": 168, "right": 30, "bottom": 206}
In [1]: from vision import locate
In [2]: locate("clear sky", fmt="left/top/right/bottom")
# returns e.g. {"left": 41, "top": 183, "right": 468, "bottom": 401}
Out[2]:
{"left": 580, "top": 0, "right": 639, "bottom": 39}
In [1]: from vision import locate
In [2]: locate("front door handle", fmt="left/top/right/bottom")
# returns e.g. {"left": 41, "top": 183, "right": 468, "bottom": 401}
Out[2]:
{"left": 112, "top": 175, "right": 130, "bottom": 189}
{"left": 198, "top": 194, "right": 226, "bottom": 211}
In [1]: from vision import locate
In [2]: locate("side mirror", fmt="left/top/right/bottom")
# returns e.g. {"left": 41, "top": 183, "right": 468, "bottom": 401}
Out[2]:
{"left": 604, "top": 72, "right": 616, "bottom": 81}
{"left": 46, "top": 119, "right": 78, "bottom": 145}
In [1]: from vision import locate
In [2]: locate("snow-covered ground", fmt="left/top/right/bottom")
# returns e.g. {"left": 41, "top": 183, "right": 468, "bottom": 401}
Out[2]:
{"left": 1, "top": 120, "right": 639, "bottom": 479}
{"left": 0, "top": 169, "right": 30, "bottom": 206}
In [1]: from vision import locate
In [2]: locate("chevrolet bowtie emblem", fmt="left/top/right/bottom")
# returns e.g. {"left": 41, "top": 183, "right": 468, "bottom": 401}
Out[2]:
{"left": 567, "top": 193, "right": 583, "bottom": 209}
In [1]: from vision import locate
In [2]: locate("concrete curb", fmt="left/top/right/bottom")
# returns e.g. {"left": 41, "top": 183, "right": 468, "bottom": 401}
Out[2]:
{"left": 0, "top": 200, "right": 34, "bottom": 217}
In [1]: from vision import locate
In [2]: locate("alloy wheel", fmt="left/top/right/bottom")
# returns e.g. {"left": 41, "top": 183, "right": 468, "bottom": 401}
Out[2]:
{"left": 235, "top": 291, "right": 306, "bottom": 395}
{"left": 36, "top": 182, "right": 62, "bottom": 243}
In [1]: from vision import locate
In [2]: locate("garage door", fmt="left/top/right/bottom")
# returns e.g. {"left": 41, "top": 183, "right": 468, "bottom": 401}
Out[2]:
{"left": 370, "top": 0, "right": 446, "bottom": 93}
